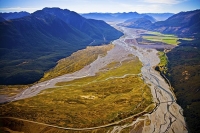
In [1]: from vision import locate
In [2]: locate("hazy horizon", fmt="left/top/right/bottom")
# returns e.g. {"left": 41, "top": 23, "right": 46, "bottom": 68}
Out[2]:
{"left": 0, "top": 0, "right": 200, "bottom": 14}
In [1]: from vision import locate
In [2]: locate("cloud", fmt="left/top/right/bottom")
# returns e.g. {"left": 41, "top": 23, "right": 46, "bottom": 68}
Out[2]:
{"left": 0, "top": 7, "right": 40, "bottom": 13}
{"left": 114, "top": 2, "right": 164, "bottom": 13}
{"left": 143, "top": 0, "right": 187, "bottom": 4}
{"left": 133, "top": 4, "right": 162, "bottom": 13}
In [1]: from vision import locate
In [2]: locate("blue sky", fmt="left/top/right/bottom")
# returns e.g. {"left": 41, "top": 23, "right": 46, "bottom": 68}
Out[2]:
{"left": 0, "top": 0, "right": 199, "bottom": 13}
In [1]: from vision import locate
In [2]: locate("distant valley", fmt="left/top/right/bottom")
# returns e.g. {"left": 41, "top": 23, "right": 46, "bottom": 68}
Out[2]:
{"left": 119, "top": 9, "right": 200, "bottom": 37}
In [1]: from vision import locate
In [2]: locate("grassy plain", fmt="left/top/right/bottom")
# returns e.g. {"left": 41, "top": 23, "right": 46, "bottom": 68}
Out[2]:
{"left": 0, "top": 55, "right": 154, "bottom": 129}
{"left": 142, "top": 31, "right": 192, "bottom": 45}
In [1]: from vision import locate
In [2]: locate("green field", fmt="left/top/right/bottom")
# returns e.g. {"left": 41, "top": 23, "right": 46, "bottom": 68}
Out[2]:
{"left": 0, "top": 54, "right": 155, "bottom": 129}
{"left": 142, "top": 31, "right": 192, "bottom": 45}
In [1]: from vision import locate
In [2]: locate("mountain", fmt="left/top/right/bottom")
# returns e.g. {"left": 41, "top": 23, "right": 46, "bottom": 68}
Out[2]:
{"left": 81, "top": 12, "right": 156, "bottom": 22}
{"left": 0, "top": 8, "right": 123, "bottom": 85}
{"left": 0, "top": 11, "right": 30, "bottom": 20}
{"left": 41, "top": 8, "right": 122, "bottom": 42}
{"left": 143, "top": 13, "right": 174, "bottom": 21}
{"left": 150, "top": 9, "right": 200, "bottom": 36}
{"left": 118, "top": 17, "right": 152, "bottom": 29}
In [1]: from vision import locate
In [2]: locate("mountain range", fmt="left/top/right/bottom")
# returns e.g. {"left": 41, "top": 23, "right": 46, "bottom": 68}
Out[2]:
{"left": 151, "top": 9, "right": 200, "bottom": 36}
{"left": 119, "top": 9, "right": 200, "bottom": 36}
{"left": 0, "top": 8, "right": 123, "bottom": 85}
{"left": 81, "top": 12, "right": 156, "bottom": 22}
{"left": 0, "top": 11, "right": 30, "bottom": 21}
{"left": 81, "top": 12, "right": 175, "bottom": 22}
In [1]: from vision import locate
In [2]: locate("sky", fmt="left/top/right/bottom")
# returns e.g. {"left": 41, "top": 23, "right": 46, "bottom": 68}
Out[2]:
{"left": 0, "top": 0, "right": 200, "bottom": 13}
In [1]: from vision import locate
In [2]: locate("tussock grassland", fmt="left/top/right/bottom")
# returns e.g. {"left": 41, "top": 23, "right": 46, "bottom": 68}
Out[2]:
{"left": 0, "top": 117, "right": 115, "bottom": 133}
{"left": 40, "top": 44, "right": 114, "bottom": 82}
{"left": 0, "top": 85, "right": 29, "bottom": 97}
{"left": 0, "top": 55, "right": 154, "bottom": 129}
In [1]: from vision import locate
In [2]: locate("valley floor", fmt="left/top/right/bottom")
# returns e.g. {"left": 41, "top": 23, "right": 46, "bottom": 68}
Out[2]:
{"left": 0, "top": 26, "right": 188, "bottom": 133}
{"left": 112, "top": 26, "right": 187, "bottom": 133}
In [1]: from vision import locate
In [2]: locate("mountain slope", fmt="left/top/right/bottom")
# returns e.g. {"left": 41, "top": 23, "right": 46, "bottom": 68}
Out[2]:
{"left": 0, "top": 11, "right": 30, "bottom": 20}
{"left": 0, "top": 16, "right": 5, "bottom": 22}
{"left": 0, "top": 11, "right": 92, "bottom": 85}
{"left": 1, "top": 10, "right": 92, "bottom": 49}
{"left": 165, "top": 39, "right": 200, "bottom": 133}
{"left": 41, "top": 8, "right": 123, "bottom": 42}
{"left": 0, "top": 8, "right": 122, "bottom": 85}
{"left": 150, "top": 9, "right": 200, "bottom": 36}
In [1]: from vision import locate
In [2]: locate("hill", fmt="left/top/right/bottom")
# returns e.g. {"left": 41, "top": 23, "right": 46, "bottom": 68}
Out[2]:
{"left": 0, "top": 11, "right": 30, "bottom": 21}
{"left": 0, "top": 8, "right": 123, "bottom": 85}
